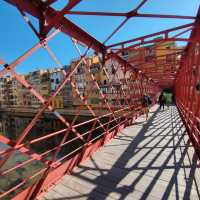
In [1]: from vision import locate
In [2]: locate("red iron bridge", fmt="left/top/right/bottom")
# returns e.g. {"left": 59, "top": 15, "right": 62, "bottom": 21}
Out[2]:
{"left": 0, "top": 1, "right": 200, "bottom": 199}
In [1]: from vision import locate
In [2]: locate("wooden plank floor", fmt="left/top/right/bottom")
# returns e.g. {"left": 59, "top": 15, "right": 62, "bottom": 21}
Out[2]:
{"left": 40, "top": 105, "right": 200, "bottom": 200}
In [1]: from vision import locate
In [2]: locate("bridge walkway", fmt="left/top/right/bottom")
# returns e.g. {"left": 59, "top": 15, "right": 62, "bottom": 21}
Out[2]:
{"left": 40, "top": 105, "right": 200, "bottom": 200}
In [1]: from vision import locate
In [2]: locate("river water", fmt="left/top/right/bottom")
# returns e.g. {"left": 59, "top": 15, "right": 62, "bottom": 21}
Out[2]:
{"left": 0, "top": 112, "right": 118, "bottom": 199}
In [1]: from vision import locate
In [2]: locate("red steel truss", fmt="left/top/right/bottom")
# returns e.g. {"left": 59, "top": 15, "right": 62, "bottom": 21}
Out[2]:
{"left": 0, "top": 1, "right": 199, "bottom": 199}
{"left": 175, "top": 9, "right": 200, "bottom": 157}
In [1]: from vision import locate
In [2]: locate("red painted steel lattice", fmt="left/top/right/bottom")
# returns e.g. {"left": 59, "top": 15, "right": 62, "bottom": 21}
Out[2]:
{"left": 175, "top": 9, "right": 200, "bottom": 158}
{"left": 0, "top": 1, "right": 199, "bottom": 199}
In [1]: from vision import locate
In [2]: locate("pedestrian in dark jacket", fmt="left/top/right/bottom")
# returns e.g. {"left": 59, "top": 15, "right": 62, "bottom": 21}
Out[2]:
{"left": 159, "top": 93, "right": 165, "bottom": 110}
{"left": 142, "top": 94, "right": 152, "bottom": 120}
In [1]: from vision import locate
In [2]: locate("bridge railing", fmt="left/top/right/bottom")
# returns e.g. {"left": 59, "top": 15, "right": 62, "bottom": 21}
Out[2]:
{"left": 175, "top": 11, "right": 200, "bottom": 158}
{"left": 2, "top": 1, "right": 198, "bottom": 199}
{"left": 0, "top": 19, "right": 159, "bottom": 200}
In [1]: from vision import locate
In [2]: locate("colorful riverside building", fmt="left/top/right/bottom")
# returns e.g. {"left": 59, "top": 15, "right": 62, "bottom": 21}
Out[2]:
{"left": 121, "top": 39, "right": 180, "bottom": 88}
{"left": 70, "top": 55, "right": 108, "bottom": 109}
{"left": 23, "top": 69, "right": 51, "bottom": 108}
{"left": 62, "top": 65, "right": 73, "bottom": 108}
{"left": 0, "top": 70, "right": 51, "bottom": 108}
{"left": 49, "top": 68, "right": 64, "bottom": 109}
{"left": 0, "top": 77, "right": 8, "bottom": 107}
{"left": 122, "top": 40, "right": 178, "bottom": 66}
{"left": 70, "top": 55, "right": 128, "bottom": 109}
{"left": 49, "top": 65, "right": 72, "bottom": 109}
{"left": 85, "top": 56, "right": 102, "bottom": 107}
{"left": 0, "top": 75, "right": 22, "bottom": 107}
{"left": 0, "top": 67, "right": 73, "bottom": 109}
{"left": 0, "top": 55, "right": 144, "bottom": 110}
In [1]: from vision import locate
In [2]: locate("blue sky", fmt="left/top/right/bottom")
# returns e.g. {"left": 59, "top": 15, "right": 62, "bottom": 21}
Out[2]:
{"left": 0, "top": 0, "right": 199, "bottom": 74}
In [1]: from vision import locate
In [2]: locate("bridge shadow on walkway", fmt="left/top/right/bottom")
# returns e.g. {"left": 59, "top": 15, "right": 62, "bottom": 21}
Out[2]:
{"left": 41, "top": 105, "right": 200, "bottom": 200}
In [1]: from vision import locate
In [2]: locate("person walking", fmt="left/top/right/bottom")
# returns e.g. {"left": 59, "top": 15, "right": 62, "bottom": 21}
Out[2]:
{"left": 158, "top": 92, "right": 165, "bottom": 110}
{"left": 142, "top": 94, "right": 152, "bottom": 121}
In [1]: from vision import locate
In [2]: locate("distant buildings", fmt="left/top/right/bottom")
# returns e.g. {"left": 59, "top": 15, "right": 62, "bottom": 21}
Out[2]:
{"left": 49, "top": 68, "right": 64, "bottom": 108}
{"left": 0, "top": 77, "right": 7, "bottom": 107}
{"left": 0, "top": 44, "right": 180, "bottom": 109}
{"left": 0, "top": 65, "right": 72, "bottom": 109}
{"left": 28, "top": 70, "right": 47, "bottom": 107}
{"left": 69, "top": 55, "right": 125, "bottom": 108}
{"left": 122, "top": 39, "right": 180, "bottom": 70}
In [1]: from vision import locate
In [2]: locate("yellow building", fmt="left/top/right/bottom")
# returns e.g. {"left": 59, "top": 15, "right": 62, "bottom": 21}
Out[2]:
{"left": 26, "top": 70, "right": 51, "bottom": 108}
{"left": 85, "top": 56, "right": 102, "bottom": 106}
{"left": 51, "top": 95, "right": 64, "bottom": 108}
{"left": 155, "top": 41, "right": 176, "bottom": 61}
{"left": 155, "top": 40, "right": 178, "bottom": 76}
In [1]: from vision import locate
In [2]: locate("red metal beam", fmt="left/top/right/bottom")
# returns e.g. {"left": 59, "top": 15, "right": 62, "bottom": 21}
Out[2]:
{"left": 62, "top": 0, "right": 82, "bottom": 11}
{"left": 1, "top": 1, "right": 199, "bottom": 200}
{"left": 103, "top": 18, "right": 129, "bottom": 44}
{"left": 64, "top": 11, "right": 127, "bottom": 16}
{"left": 135, "top": 13, "right": 196, "bottom": 20}
{"left": 107, "top": 23, "right": 194, "bottom": 48}
{"left": 114, "top": 37, "right": 190, "bottom": 55}
{"left": 5, "top": 0, "right": 105, "bottom": 53}
{"left": 64, "top": 11, "right": 196, "bottom": 20}
{"left": 134, "top": 0, "right": 149, "bottom": 11}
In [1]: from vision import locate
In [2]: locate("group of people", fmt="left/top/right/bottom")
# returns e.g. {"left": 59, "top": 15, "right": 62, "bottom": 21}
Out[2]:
{"left": 141, "top": 92, "right": 172, "bottom": 121}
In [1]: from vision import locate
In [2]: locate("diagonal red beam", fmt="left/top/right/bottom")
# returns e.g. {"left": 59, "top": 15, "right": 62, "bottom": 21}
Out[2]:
{"left": 64, "top": 10, "right": 127, "bottom": 17}
{"left": 45, "top": 0, "right": 83, "bottom": 10}
{"left": 5, "top": 0, "right": 105, "bottom": 53}
{"left": 128, "top": 51, "right": 183, "bottom": 64}
{"left": 0, "top": 28, "right": 60, "bottom": 78}
{"left": 17, "top": 6, "right": 40, "bottom": 38}
{"left": 135, "top": 13, "right": 196, "bottom": 20}
{"left": 102, "top": 0, "right": 156, "bottom": 44}
{"left": 107, "top": 22, "right": 194, "bottom": 48}
{"left": 134, "top": 0, "right": 149, "bottom": 11}
{"left": 4, "top": 0, "right": 159, "bottom": 89}
{"left": 64, "top": 11, "right": 196, "bottom": 20}
{"left": 103, "top": 18, "right": 129, "bottom": 44}
{"left": 115, "top": 37, "right": 190, "bottom": 55}
{"left": 107, "top": 53, "right": 155, "bottom": 84}
{"left": 62, "top": 0, "right": 82, "bottom": 11}
{"left": 44, "top": 0, "right": 57, "bottom": 6}
{"left": 6, "top": 0, "right": 41, "bottom": 16}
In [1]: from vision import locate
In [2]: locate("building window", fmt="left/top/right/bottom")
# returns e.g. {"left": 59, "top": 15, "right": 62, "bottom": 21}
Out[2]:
{"left": 145, "top": 47, "right": 155, "bottom": 59}
{"left": 104, "top": 80, "right": 107, "bottom": 85}
{"left": 121, "top": 51, "right": 129, "bottom": 60}
{"left": 56, "top": 78, "right": 60, "bottom": 84}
